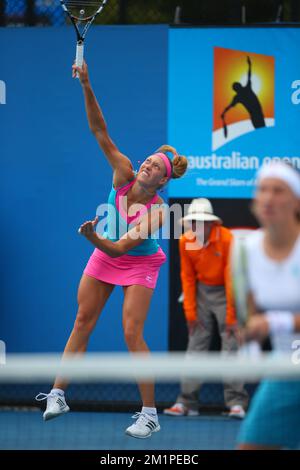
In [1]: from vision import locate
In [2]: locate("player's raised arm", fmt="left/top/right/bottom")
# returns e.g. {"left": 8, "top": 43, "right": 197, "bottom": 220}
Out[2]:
{"left": 73, "top": 61, "right": 134, "bottom": 184}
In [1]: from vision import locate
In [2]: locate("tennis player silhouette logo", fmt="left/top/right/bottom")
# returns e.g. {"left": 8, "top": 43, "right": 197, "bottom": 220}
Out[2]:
{"left": 221, "top": 56, "right": 265, "bottom": 138}
{"left": 212, "top": 47, "right": 275, "bottom": 151}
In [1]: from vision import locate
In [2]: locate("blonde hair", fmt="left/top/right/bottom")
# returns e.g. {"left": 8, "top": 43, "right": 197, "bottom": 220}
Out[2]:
{"left": 156, "top": 144, "right": 188, "bottom": 179}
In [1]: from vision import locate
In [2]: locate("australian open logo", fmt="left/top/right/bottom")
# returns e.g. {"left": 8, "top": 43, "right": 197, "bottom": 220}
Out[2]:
{"left": 212, "top": 47, "right": 275, "bottom": 151}
{"left": 0, "top": 80, "right": 6, "bottom": 105}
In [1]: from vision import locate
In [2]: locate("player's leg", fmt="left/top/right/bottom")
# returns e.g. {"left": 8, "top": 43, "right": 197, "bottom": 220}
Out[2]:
{"left": 36, "top": 274, "right": 114, "bottom": 420}
{"left": 54, "top": 274, "right": 115, "bottom": 388}
{"left": 122, "top": 284, "right": 160, "bottom": 438}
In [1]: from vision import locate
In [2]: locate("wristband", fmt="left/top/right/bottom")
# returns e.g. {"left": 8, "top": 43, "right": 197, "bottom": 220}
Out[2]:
{"left": 265, "top": 311, "right": 294, "bottom": 335}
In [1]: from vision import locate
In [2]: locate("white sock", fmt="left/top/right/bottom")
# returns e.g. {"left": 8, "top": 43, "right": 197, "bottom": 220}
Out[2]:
{"left": 142, "top": 406, "right": 157, "bottom": 419}
{"left": 51, "top": 388, "right": 65, "bottom": 396}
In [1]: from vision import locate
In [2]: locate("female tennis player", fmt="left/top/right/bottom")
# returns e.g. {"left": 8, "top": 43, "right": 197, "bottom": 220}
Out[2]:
{"left": 236, "top": 161, "right": 300, "bottom": 449}
{"left": 36, "top": 62, "right": 187, "bottom": 439}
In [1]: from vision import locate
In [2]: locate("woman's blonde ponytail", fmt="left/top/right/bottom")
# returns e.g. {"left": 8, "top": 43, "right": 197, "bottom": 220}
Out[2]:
{"left": 156, "top": 144, "right": 188, "bottom": 179}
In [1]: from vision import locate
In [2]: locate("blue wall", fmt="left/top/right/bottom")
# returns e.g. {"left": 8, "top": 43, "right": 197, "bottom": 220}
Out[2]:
{"left": 0, "top": 26, "right": 169, "bottom": 352}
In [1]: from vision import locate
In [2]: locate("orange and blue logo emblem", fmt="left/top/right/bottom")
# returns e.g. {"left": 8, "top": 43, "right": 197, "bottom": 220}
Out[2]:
{"left": 213, "top": 47, "right": 275, "bottom": 150}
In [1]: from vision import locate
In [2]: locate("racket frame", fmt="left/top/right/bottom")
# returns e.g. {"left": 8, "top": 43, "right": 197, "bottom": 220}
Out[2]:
{"left": 231, "top": 233, "right": 261, "bottom": 355}
{"left": 60, "top": 0, "right": 108, "bottom": 77}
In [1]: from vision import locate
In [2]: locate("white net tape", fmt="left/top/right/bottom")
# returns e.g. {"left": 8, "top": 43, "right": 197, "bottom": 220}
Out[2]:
{"left": 1, "top": 352, "right": 300, "bottom": 383}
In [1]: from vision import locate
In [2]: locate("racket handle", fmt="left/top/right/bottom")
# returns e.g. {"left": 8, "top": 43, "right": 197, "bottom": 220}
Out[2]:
{"left": 75, "top": 42, "right": 84, "bottom": 79}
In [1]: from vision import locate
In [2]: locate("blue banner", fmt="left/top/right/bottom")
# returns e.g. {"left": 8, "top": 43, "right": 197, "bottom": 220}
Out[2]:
{"left": 168, "top": 28, "right": 300, "bottom": 198}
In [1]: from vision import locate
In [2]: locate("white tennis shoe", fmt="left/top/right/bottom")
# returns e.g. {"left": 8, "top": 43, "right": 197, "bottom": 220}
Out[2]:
{"left": 163, "top": 402, "right": 199, "bottom": 417}
{"left": 228, "top": 405, "right": 246, "bottom": 419}
{"left": 35, "top": 392, "right": 70, "bottom": 421}
{"left": 125, "top": 412, "right": 160, "bottom": 439}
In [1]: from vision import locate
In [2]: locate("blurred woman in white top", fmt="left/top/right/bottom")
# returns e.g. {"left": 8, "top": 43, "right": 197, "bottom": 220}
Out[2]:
{"left": 237, "top": 161, "right": 300, "bottom": 450}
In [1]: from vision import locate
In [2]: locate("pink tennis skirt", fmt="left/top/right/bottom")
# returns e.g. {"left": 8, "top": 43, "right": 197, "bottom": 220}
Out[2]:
{"left": 83, "top": 247, "right": 167, "bottom": 289}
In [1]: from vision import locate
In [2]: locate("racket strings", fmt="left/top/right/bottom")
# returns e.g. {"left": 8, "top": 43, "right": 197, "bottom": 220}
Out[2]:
{"left": 65, "top": 0, "right": 106, "bottom": 21}
{"left": 65, "top": 0, "right": 106, "bottom": 7}
{"left": 66, "top": 2, "right": 104, "bottom": 5}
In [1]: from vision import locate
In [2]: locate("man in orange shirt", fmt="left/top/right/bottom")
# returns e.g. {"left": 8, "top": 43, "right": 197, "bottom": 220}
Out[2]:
{"left": 164, "top": 198, "right": 248, "bottom": 418}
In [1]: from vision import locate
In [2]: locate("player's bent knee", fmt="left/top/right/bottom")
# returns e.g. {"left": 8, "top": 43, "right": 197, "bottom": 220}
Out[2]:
{"left": 73, "top": 309, "right": 98, "bottom": 335}
{"left": 124, "top": 328, "right": 144, "bottom": 349}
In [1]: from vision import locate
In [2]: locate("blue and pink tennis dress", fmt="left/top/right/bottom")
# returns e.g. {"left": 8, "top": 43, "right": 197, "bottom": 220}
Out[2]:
{"left": 84, "top": 179, "right": 166, "bottom": 289}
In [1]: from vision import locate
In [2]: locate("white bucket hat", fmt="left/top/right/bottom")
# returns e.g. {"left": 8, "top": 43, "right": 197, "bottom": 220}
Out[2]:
{"left": 181, "top": 198, "right": 222, "bottom": 223}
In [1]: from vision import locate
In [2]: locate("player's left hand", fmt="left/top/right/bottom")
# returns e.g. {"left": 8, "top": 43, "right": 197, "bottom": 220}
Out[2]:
{"left": 245, "top": 314, "right": 269, "bottom": 342}
{"left": 78, "top": 216, "right": 99, "bottom": 239}
{"left": 187, "top": 320, "right": 198, "bottom": 335}
{"left": 225, "top": 323, "right": 239, "bottom": 340}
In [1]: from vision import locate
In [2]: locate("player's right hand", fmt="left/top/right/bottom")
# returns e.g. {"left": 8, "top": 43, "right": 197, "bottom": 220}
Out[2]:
{"left": 72, "top": 60, "right": 89, "bottom": 84}
{"left": 244, "top": 314, "right": 269, "bottom": 343}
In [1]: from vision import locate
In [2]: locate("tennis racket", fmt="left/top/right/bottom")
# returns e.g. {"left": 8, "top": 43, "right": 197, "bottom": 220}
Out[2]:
{"left": 231, "top": 235, "right": 261, "bottom": 356}
{"left": 60, "top": 0, "right": 108, "bottom": 77}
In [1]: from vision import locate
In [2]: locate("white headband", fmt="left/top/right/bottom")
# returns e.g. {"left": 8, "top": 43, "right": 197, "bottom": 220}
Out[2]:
{"left": 256, "top": 162, "right": 300, "bottom": 198}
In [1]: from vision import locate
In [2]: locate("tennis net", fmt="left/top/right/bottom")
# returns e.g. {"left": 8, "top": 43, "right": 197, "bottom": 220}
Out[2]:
{"left": 0, "top": 351, "right": 299, "bottom": 450}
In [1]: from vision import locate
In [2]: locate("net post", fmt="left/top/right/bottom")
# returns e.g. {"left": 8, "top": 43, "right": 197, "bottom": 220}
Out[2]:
{"left": 0, "top": 0, "right": 5, "bottom": 26}
{"left": 291, "top": 0, "right": 300, "bottom": 22}
{"left": 119, "top": 0, "right": 128, "bottom": 25}
{"left": 25, "top": 0, "right": 36, "bottom": 26}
